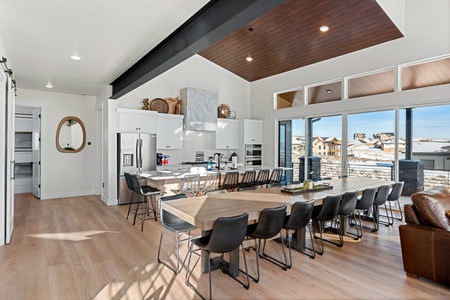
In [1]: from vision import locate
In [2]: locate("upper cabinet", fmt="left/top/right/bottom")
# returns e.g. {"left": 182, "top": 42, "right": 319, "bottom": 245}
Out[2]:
{"left": 215, "top": 119, "right": 238, "bottom": 149}
{"left": 240, "top": 119, "right": 263, "bottom": 144}
{"left": 156, "top": 114, "right": 184, "bottom": 149}
{"left": 117, "top": 108, "right": 157, "bottom": 133}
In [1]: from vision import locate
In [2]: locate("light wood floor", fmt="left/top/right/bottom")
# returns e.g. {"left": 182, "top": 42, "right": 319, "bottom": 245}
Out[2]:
{"left": 1, "top": 193, "right": 449, "bottom": 300}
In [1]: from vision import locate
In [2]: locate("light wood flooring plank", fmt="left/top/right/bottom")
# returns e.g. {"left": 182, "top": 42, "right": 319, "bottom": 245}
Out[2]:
{"left": 1, "top": 193, "right": 449, "bottom": 300}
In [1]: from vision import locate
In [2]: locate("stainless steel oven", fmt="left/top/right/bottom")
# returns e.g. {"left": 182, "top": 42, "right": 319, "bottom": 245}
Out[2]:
{"left": 245, "top": 144, "right": 262, "bottom": 166}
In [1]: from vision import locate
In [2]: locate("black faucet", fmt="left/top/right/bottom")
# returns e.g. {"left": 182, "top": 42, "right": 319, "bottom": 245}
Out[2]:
{"left": 214, "top": 153, "right": 223, "bottom": 170}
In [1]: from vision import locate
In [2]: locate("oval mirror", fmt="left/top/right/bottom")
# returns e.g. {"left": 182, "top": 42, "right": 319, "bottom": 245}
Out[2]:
{"left": 56, "top": 116, "right": 86, "bottom": 153}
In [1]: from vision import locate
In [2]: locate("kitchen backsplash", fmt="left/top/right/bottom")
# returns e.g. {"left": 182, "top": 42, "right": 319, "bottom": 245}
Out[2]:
{"left": 156, "top": 130, "right": 235, "bottom": 164}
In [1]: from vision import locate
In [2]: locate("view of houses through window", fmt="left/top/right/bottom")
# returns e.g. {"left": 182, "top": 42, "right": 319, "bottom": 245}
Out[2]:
{"left": 287, "top": 104, "right": 450, "bottom": 190}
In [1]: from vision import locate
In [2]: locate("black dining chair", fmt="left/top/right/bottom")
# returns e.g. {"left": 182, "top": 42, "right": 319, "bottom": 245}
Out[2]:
{"left": 128, "top": 173, "right": 165, "bottom": 231}
{"left": 369, "top": 185, "right": 391, "bottom": 230}
{"left": 124, "top": 172, "right": 155, "bottom": 220}
{"left": 185, "top": 213, "right": 250, "bottom": 300}
{"left": 245, "top": 205, "right": 287, "bottom": 283}
{"left": 283, "top": 200, "right": 316, "bottom": 265}
{"left": 311, "top": 195, "right": 341, "bottom": 255}
{"left": 349, "top": 188, "right": 377, "bottom": 239}
{"left": 382, "top": 181, "right": 405, "bottom": 225}
{"left": 255, "top": 169, "right": 270, "bottom": 187}
{"left": 157, "top": 194, "right": 196, "bottom": 275}
{"left": 239, "top": 170, "right": 257, "bottom": 190}
{"left": 220, "top": 171, "right": 240, "bottom": 192}
{"left": 324, "top": 191, "right": 359, "bottom": 247}
{"left": 267, "top": 168, "right": 283, "bottom": 186}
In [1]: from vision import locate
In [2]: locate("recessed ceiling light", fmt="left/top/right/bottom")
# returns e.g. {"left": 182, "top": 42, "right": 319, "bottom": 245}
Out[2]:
{"left": 326, "top": 89, "right": 332, "bottom": 93}
{"left": 46, "top": 83, "right": 53, "bottom": 88}
{"left": 70, "top": 55, "right": 81, "bottom": 60}
{"left": 246, "top": 56, "right": 253, "bottom": 62}
{"left": 320, "top": 25, "right": 329, "bottom": 32}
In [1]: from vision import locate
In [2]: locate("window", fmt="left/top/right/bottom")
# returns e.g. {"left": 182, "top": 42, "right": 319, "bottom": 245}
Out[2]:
{"left": 348, "top": 110, "right": 395, "bottom": 180}
{"left": 308, "top": 116, "right": 342, "bottom": 180}
{"left": 401, "top": 57, "right": 450, "bottom": 90}
{"left": 276, "top": 89, "right": 303, "bottom": 109}
{"left": 401, "top": 104, "right": 450, "bottom": 189}
{"left": 307, "top": 80, "right": 342, "bottom": 105}
{"left": 348, "top": 69, "right": 395, "bottom": 98}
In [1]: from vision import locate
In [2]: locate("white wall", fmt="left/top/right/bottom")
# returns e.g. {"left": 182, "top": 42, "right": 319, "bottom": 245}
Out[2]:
{"left": 249, "top": 0, "right": 450, "bottom": 166}
{"left": 16, "top": 89, "right": 97, "bottom": 199}
{"left": 117, "top": 54, "right": 251, "bottom": 163}
{"left": 376, "top": 0, "right": 405, "bottom": 34}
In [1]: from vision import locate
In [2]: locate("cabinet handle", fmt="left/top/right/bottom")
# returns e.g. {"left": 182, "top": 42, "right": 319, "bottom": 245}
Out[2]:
{"left": 166, "top": 146, "right": 170, "bottom": 148}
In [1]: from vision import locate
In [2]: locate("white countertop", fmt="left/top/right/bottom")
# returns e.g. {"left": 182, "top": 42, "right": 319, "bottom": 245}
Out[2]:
{"left": 137, "top": 165, "right": 293, "bottom": 181}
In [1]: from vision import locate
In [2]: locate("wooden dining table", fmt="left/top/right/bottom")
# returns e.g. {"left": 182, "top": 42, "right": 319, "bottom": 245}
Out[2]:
{"left": 161, "top": 177, "right": 394, "bottom": 276}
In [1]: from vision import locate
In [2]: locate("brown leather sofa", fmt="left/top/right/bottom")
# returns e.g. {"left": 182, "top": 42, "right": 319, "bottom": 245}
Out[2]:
{"left": 399, "top": 186, "right": 450, "bottom": 286}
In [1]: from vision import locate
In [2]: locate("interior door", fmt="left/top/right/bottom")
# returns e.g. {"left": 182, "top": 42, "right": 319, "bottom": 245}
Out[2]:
{"left": 32, "top": 108, "right": 41, "bottom": 198}
{"left": 5, "top": 76, "right": 15, "bottom": 244}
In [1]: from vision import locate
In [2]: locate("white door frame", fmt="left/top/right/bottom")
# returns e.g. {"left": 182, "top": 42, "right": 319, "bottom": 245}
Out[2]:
{"left": 0, "top": 67, "right": 7, "bottom": 246}
{"left": 95, "top": 103, "right": 103, "bottom": 197}
{"left": 5, "top": 76, "right": 15, "bottom": 244}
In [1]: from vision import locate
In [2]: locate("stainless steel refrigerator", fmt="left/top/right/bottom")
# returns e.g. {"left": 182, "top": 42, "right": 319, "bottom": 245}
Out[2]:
{"left": 117, "top": 132, "right": 157, "bottom": 204}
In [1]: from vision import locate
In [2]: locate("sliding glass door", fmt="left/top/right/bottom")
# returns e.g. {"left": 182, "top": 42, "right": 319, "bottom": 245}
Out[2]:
{"left": 400, "top": 104, "right": 450, "bottom": 191}
{"left": 347, "top": 110, "right": 395, "bottom": 180}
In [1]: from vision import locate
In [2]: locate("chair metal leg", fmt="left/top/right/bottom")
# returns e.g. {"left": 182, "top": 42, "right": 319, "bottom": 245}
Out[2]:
{"left": 185, "top": 242, "right": 205, "bottom": 299}
{"left": 396, "top": 199, "right": 403, "bottom": 221}
{"left": 141, "top": 197, "right": 147, "bottom": 231}
{"left": 133, "top": 195, "right": 141, "bottom": 226}
{"left": 346, "top": 211, "right": 362, "bottom": 240}
{"left": 313, "top": 220, "right": 325, "bottom": 256}
{"left": 322, "top": 215, "right": 346, "bottom": 247}
{"left": 247, "top": 239, "right": 261, "bottom": 283}
{"left": 297, "top": 225, "right": 316, "bottom": 260}
{"left": 186, "top": 242, "right": 249, "bottom": 300}
{"left": 148, "top": 195, "right": 158, "bottom": 221}
{"left": 379, "top": 202, "right": 395, "bottom": 226}
{"left": 260, "top": 232, "right": 288, "bottom": 271}
{"left": 126, "top": 192, "right": 135, "bottom": 219}
{"left": 157, "top": 228, "right": 192, "bottom": 274}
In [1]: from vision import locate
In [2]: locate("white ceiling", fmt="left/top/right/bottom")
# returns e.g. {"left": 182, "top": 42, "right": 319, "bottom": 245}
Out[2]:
{"left": 0, "top": 0, "right": 209, "bottom": 96}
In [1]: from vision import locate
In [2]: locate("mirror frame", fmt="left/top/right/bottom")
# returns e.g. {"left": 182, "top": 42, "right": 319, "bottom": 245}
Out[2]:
{"left": 56, "top": 116, "right": 86, "bottom": 153}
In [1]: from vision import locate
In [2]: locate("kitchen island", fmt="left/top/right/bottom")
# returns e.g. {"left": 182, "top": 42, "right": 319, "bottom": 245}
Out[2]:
{"left": 138, "top": 165, "right": 292, "bottom": 195}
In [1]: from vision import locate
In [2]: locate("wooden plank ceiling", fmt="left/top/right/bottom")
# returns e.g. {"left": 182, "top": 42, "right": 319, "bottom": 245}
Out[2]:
{"left": 199, "top": 0, "right": 404, "bottom": 82}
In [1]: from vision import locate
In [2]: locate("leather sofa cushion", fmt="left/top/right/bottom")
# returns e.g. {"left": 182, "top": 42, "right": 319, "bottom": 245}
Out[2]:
{"left": 411, "top": 186, "right": 450, "bottom": 231}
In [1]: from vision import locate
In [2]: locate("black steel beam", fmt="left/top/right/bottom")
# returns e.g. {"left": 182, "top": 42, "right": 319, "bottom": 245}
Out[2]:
{"left": 110, "top": 0, "right": 286, "bottom": 99}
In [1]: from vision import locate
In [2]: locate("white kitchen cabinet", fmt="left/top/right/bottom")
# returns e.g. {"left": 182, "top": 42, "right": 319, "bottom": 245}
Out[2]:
{"left": 156, "top": 114, "right": 184, "bottom": 149}
{"left": 240, "top": 119, "right": 263, "bottom": 144}
{"left": 214, "top": 119, "right": 238, "bottom": 149}
{"left": 117, "top": 108, "right": 157, "bottom": 133}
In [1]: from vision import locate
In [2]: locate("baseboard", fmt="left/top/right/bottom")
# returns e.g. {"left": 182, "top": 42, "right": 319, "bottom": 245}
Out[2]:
{"left": 41, "top": 190, "right": 96, "bottom": 200}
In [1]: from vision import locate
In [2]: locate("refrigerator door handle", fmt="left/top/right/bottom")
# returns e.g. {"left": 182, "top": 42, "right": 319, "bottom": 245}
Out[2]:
{"left": 139, "top": 139, "right": 143, "bottom": 170}
{"left": 135, "top": 139, "right": 140, "bottom": 169}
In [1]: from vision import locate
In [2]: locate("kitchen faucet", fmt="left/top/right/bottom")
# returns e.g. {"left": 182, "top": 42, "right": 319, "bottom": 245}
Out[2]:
{"left": 214, "top": 153, "right": 223, "bottom": 170}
